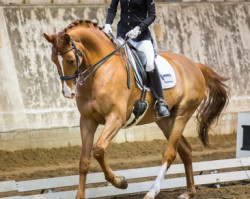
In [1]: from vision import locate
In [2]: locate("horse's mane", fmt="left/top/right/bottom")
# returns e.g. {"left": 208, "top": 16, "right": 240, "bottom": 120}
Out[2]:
{"left": 59, "top": 19, "right": 114, "bottom": 44}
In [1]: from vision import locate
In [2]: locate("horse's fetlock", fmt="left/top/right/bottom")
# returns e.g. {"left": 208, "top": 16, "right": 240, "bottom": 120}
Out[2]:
{"left": 154, "top": 183, "right": 160, "bottom": 194}
{"left": 105, "top": 175, "right": 115, "bottom": 182}
{"left": 189, "top": 186, "right": 197, "bottom": 196}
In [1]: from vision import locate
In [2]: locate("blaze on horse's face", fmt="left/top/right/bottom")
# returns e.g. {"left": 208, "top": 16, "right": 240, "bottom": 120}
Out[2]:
{"left": 43, "top": 33, "right": 84, "bottom": 99}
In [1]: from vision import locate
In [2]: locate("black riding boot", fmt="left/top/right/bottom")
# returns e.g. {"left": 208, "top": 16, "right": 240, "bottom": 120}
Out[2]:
{"left": 148, "top": 67, "right": 170, "bottom": 118}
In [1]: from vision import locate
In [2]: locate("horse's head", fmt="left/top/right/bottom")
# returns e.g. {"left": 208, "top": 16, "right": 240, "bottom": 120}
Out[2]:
{"left": 43, "top": 33, "right": 84, "bottom": 99}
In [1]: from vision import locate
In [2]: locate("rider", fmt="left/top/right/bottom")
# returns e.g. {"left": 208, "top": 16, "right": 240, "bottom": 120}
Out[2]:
{"left": 103, "top": 0, "right": 170, "bottom": 117}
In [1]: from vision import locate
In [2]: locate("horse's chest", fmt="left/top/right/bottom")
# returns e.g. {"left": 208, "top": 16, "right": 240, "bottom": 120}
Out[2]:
{"left": 76, "top": 98, "right": 106, "bottom": 124}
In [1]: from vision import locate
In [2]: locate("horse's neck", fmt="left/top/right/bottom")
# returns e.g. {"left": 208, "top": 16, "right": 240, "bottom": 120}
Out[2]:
{"left": 75, "top": 29, "right": 115, "bottom": 66}
{"left": 72, "top": 28, "right": 118, "bottom": 96}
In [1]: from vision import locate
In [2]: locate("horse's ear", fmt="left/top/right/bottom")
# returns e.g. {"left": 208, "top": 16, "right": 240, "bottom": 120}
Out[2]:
{"left": 64, "top": 34, "right": 71, "bottom": 44}
{"left": 43, "top": 33, "right": 54, "bottom": 43}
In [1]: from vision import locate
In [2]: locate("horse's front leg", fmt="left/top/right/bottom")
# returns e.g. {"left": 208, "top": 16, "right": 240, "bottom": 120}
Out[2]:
{"left": 92, "top": 112, "right": 128, "bottom": 189}
{"left": 76, "top": 117, "right": 98, "bottom": 199}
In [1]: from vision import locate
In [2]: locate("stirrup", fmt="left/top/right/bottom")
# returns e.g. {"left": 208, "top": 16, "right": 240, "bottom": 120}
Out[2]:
{"left": 154, "top": 99, "right": 170, "bottom": 118}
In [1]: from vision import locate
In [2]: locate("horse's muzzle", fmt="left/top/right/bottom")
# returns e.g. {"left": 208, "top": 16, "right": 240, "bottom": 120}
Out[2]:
{"left": 62, "top": 90, "right": 76, "bottom": 99}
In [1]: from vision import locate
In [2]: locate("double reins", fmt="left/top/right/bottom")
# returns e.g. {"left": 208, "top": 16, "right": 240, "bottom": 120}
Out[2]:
{"left": 52, "top": 37, "right": 126, "bottom": 85}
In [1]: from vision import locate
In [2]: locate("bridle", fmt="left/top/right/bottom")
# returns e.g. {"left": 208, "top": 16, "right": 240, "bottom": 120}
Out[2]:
{"left": 52, "top": 37, "right": 83, "bottom": 81}
{"left": 51, "top": 37, "right": 127, "bottom": 86}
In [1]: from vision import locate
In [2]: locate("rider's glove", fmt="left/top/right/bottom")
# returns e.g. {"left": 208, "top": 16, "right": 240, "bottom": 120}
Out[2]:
{"left": 103, "top": 24, "right": 112, "bottom": 35}
{"left": 126, "top": 26, "right": 141, "bottom": 40}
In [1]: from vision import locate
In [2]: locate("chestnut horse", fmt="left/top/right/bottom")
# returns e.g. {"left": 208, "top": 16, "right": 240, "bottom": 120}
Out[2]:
{"left": 44, "top": 20, "right": 228, "bottom": 199}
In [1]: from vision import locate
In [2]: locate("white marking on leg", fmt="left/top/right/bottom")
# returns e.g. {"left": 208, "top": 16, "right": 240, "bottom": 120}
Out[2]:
{"left": 145, "top": 162, "right": 167, "bottom": 198}
{"left": 177, "top": 193, "right": 186, "bottom": 199}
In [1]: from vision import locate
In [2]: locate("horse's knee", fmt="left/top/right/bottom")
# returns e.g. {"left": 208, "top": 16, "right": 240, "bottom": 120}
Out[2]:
{"left": 79, "top": 158, "right": 90, "bottom": 174}
{"left": 93, "top": 144, "right": 105, "bottom": 160}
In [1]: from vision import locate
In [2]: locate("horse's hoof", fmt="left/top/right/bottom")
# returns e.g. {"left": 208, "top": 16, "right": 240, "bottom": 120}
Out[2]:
{"left": 113, "top": 176, "right": 128, "bottom": 189}
{"left": 75, "top": 195, "right": 85, "bottom": 199}
{"left": 143, "top": 192, "right": 154, "bottom": 199}
{"left": 177, "top": 195, "right": 186, "bottom": 199}
{"left": 76, "top": 190, "right": 85, "bottom": 199}
{"left": 177, "top": 190, "right": 195, "bottom": 199}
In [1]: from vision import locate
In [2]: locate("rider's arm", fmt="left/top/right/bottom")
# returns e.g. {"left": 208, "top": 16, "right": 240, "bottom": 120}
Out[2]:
{"left": 105, "top": 0, "right": 119, "bottom": 25}
{"left": 138, "top": 0, "right": 156, "bottom": 33}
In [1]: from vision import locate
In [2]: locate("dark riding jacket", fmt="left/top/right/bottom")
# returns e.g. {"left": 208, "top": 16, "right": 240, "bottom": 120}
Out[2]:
{"left": 106, "top": 0, "right": 156, "bottom": 41}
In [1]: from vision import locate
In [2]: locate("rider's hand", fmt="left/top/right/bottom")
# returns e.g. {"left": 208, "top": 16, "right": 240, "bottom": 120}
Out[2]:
{"left": 126, "top": 26, "right": 141, "bottom": 40}
{"left": 103, "top": 24, "right": 112, "bottom": 35}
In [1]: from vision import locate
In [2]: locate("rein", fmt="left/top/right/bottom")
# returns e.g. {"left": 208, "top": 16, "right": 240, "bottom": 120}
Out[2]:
{"left": 78, "top": 43, "right": 126, "bottom": 85}
{"left": 52, "top": 37, "right": 126, "bottom": 86}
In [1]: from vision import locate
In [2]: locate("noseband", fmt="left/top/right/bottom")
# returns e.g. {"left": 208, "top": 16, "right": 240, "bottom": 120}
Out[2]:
{"left": 52, "top": 38, "right": 83, "bottom": 81}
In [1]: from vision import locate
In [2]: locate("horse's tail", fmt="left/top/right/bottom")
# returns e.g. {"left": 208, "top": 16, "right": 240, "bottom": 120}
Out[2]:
{"left": 196, "top": 63, "right": 229, "bottom": 146}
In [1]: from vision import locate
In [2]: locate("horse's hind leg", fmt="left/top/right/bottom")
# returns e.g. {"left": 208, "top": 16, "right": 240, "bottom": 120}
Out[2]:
{"left": 92, "top": 113, "right": 128, "bottom": 189}
{"left": 144, "top": 110, "right": 195, "bottom": 199}
{"left": 155, "top": 118, "right": 196, "bottom": 199}
{"left": 177, "top": 136, "right": 196, "bottom": 199}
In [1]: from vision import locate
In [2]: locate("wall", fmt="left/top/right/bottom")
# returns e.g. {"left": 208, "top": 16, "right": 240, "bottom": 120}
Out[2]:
{"left": 0, "top": 2, "right": 249, "bottom": 150}
{"left": 0, "top": 0, "right": 247, "bottom": 4}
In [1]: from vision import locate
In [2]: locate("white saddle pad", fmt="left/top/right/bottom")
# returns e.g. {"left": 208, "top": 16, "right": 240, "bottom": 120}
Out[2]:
{"left": 129, "top": 51, "right": 176, "bottom": 90}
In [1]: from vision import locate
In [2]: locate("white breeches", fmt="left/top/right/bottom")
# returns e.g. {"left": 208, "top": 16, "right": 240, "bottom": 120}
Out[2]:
{"left": 129, "top": 39, "right": 155, "bottom": 72}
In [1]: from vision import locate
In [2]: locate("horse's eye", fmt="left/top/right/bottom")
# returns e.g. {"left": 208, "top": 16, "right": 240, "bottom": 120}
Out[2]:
{"left": 77, "top": 50, "right": 83, "bottom": 57}
{"left": 67, "top": 60, "right": 75, "bottom": 64}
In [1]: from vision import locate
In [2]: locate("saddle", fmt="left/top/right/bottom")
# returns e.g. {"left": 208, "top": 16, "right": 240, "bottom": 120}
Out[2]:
{"left": 114, "top": 38, "right": 176, "bottom": 128}
{"left": 124, "top": 41, "right": 176, "bottom": 91}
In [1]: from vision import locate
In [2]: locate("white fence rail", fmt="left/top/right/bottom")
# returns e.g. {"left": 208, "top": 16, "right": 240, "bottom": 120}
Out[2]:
{"left": 1, "top": 157, "right": 250, "bottom": 199}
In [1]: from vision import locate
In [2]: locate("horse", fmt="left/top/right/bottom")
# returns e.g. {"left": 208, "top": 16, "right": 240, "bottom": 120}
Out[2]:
{"left": 43, "top": 19, "right": 229, "bottom": 199}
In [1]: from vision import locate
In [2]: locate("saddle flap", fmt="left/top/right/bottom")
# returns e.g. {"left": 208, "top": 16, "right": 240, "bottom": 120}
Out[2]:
{"left": 130, "top": 48, "right": 148, "bottom": 86}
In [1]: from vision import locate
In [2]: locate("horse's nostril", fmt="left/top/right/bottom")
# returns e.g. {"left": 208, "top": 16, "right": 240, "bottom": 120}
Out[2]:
{"left": 71, "top": 92, "right": 76, "bottom": 98}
